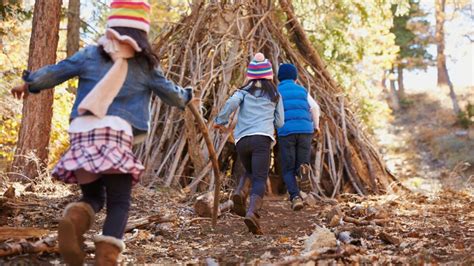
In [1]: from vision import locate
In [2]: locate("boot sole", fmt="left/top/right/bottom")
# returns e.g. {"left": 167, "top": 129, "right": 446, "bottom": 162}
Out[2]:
{"left": 232, "top": 194, "right": 246, "bottom": 217}
{"left": 58, "top": 218, "right": 85, "bottom": 266}
{"left": 292, "top": 203, "right": 304, "bottom": 211}
{"left": 244, "top": 217, "right": 262, "bottom": 235}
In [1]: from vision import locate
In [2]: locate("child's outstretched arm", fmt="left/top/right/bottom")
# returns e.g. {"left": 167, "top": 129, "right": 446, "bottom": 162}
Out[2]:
{"left": 307, "top": 94, "right": 320, "bottom": 131}
{"left": 148, "top": 67, "right": 192, "bottom": 109}
{"left": 274, "top": 96, "right": 285, "bottom": 128}
{"left": 22, "top": 48, "right": 86, "bottom": 93}
{"left": 214, "top": 90, "right": 245, "bottom": 126}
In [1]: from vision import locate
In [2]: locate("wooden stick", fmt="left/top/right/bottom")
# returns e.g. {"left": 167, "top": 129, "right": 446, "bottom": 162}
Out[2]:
{"left": 125, "top": 215, "right": 175, "bottom": 233}
{"left": 0, "top": 237, "right": 57, "bottom": 257}
{"left": 187, "top": 101, "right": 221, "bottom": 228}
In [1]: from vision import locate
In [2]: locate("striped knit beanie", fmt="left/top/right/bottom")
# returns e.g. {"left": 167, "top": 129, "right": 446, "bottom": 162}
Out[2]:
{"left": 246, "top": 53, "right": 274, "bottom": 80}
{"left": 107, "top": 0, "right": 151, "bottom": 33}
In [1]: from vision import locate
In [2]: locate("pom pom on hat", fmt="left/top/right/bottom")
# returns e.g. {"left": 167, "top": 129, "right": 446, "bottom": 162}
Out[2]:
{"left": 247, "top": 52, "right": 274, "bottom": 80}
{"left": 254, "top": 52, "right": 265, "bottom": 62}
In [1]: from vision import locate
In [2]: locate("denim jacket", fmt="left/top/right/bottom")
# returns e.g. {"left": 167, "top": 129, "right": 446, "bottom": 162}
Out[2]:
{"left": 23, "top": 45, "right": 191, "bottom": 134}
{"left": 215, "top": 88, "right": 285, "bottom": 142}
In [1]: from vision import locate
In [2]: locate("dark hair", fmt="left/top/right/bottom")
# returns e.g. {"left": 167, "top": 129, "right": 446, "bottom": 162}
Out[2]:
{"left": 240, "top": 79, "right": 280, "bottom": 103}
{"left": 99, "top": 27, "right": 159, "bottom": 69}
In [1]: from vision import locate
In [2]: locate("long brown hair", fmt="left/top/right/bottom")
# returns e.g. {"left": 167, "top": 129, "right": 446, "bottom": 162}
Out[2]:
{"left": 240, "top": 79, "right": 280, "bottom": 103}
{"left": 99, "top": 26, "right": 159, "bottom": 69}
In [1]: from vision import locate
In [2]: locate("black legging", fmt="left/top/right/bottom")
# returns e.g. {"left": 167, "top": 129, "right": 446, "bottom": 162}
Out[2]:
{"left": 79, "top": 174, "right": 132, "bottom": 239}
{"left": 236, "top": 135, "right": 272, "bottom": 197}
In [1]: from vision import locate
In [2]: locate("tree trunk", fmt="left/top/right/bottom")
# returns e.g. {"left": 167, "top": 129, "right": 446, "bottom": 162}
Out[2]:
{"left": 389, "top": 68, "right": 400, "bottom": 111}
{"left": 396, "top": 65, "right": 405, "bottom": 99}
{"left": 66, "top": 0, "right": 80, "bottom": 94}
{"left": 381, "top": 71, "right": 388, "bottom": 93}
{"left": 10, "top": 0, "right": 62, "bottom": 180}
{"left": 66, "top": 0, "right": 80, "bottom": 57}
{"left": 435, "top": 0, "right": 461, "bottom": 115}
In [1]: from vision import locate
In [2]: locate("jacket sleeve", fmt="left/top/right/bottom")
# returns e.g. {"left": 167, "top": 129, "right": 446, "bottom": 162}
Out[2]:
{"left": 307, "top": 94, "right": 321, "bottom": 129}
{"left": 23, "top": 48, "right": 86, "bottom": 93}
{"left": 148, "top": 66, "right": 192, "bottom": 110}
{"left": 274, "top": 96, "right": 285, "bottom": 128}
{"left": 214, "top": 90, "right": 245, "bottom": 125}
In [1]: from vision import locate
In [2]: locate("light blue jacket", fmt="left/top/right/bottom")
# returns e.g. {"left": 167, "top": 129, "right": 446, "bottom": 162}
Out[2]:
{"left": 215, "top": 88, "right": 285, "bottom": 142}
{"left": 23, "top": 45, "right": 191, "bottom": 134}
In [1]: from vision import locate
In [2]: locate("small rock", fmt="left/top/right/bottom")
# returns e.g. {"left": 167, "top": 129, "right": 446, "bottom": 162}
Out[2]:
{"left": 338, "top": 231, "right": 352, "bottom": 244}
{"left": 351, "top": 204, "right": 365, "bottom": 217}
{"left": 260, "top": 251, "right": 273, "bottom": 259}
{"left": 455, "top": 130, "right": 468, "bottom": 137}
{"left": 304, "top": 226, "right": 337, "bottom": 254}
{"left": 304, "top": 193, "right": 317, "bottom": 206}
{"left": 205, "top": 257, "right": 218, "bottom": 266}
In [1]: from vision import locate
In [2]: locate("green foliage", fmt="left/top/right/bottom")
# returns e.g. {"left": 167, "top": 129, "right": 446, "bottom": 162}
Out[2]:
{"left": 390, "top": 0, "right": 432, "bottom": 70}
{"left": 0, "top": 111, "right": 20, "bottom": 161}
{"left": 294, "top": 0, "right": 402, "bottom": 130}
{"left": 400, "top": 97, "right": 415, "bottom": 108}
{"left": 457, "top": 102, "right": 474, "bottom": 128}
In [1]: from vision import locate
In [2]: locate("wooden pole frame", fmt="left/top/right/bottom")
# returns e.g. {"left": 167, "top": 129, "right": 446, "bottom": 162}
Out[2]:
{"left": 187, "top": 101, "right": 221, "bottom": 228}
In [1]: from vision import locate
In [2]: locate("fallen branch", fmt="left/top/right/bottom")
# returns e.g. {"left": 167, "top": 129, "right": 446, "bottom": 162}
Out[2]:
{"left": 0, "top": 237, "right": 57, "bottom": 257}
{"left": 125, "top": 214, "right": 175, "bottom": 233}
{"left": 194, "top": 191, "right": 233, "bottom": 217}
{"left": 343, "top": 216, "right": 388, "bottom": 226}
{"left": 0, "top": 227, "right": 51, "bottom": 241}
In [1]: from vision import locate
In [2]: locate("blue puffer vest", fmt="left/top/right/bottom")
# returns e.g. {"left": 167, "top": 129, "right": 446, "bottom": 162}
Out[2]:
{"left": 277, "top": 80, "right": 314, "bottom": 137}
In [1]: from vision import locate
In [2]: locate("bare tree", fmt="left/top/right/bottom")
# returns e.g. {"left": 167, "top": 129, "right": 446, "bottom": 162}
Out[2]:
{"left": 11, "top": 0, "right": 62, "bottom": 179}
{"left": 67, "top": 0, "right": 80, "bottom": 57}
{"left": 66, "top": 0, "right": 80, "bottom": 93}
{"left": 435, "top": 0, "right": 461, "bottom": 115}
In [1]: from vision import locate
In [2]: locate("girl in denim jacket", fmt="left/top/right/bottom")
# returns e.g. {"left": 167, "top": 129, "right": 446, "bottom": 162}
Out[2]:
{"left": 11, "top": 1, "right": 192, "bottom": 264}
{"left": 214, "top": 53, "right": 284, "bottom": 235}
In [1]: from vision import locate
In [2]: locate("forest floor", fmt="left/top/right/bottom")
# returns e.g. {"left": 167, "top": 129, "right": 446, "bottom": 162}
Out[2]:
{"left": 0, "top": 89, "right": 473, "bottom": 265}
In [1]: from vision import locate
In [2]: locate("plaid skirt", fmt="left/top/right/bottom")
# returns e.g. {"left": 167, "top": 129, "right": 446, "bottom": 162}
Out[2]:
{"left": 52, "top": 127, "right": 144, "bottom": 185}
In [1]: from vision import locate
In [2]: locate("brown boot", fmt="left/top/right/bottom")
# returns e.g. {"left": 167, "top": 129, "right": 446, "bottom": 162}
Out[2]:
{"left": 94, "top": 235, "right": 125, "bottom": 266}
{"left": 244, "top": 195, "right": 263, "bottom": 235}
{"left": 297, "top": 163, "right": 313, "bottom": 193}
{"left": 58, "top": 202, "right": 95, "bottom": 266}
{"left": 231, "top": 175, "right": 250, "bottom": 217}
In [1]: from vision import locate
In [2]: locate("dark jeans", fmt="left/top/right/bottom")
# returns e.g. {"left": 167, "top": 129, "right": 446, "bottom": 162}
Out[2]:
{"left": 79, "top": 174, "right": 132, "bottom": 239}
{"left": 236, "top": 135, "right": 272, "bottom": 198}
{"left": 278, "top": 133, "right": 312, "bottom": 200}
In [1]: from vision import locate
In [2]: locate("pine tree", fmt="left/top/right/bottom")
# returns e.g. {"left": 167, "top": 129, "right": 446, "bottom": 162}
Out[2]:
{"left": 11, "top": 0, "right": 62, "bottom": 180}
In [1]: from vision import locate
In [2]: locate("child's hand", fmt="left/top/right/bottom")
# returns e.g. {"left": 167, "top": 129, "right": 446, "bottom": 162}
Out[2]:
{"left": 213, "top": 123, "right": 228, "bottom": 133}
{"left": 11, "top": 84, "right": 29, "bottom": 100}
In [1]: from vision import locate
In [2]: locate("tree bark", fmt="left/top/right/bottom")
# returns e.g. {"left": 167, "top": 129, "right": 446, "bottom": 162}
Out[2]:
{"left": 389, "top": 68, "right": 400, "bottom": 111}
{"left": 66, "top": 0, "right": 80, "bottom": 94}
{"left": 66, "top": 0, "right": 80, "bottom": 57}
{"left": 381, "top": 71, "right": 388, "bottom": 92}
{"left": 435, "top": 0, "right": 461, "bottom": 115}
{"left": 396, "top": 65, "right": 405, "bottom": 99}
{"left": 10, "top": 0, "right": 62, "bottom": 180}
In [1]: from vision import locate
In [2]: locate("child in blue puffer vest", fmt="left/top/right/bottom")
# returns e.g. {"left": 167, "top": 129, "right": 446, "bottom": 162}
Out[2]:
{"left": 277, "top": 63, "right": 320, "bottom": 211}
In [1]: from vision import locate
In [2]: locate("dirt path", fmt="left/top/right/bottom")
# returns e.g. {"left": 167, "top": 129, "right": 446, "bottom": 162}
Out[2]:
{"left": 0, "top": 181, "right": 472, "bottom": 264}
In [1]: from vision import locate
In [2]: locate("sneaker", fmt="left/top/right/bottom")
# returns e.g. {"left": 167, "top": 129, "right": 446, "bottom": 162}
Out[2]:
{"left": 291, "top": 196, "right": 304, "bottom": 211}
{"left": 297, "top": 164, "right": 313, "bottom": 193}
